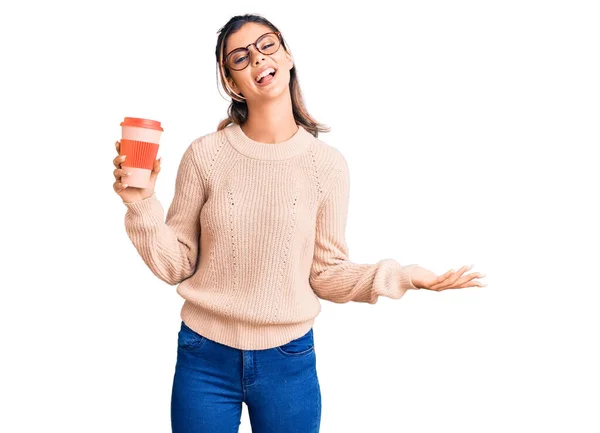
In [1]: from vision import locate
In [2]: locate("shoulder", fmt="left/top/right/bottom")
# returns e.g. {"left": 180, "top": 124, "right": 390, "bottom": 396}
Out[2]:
{"left": 308, "top": 133, "right": 348, "bottom": 173}
{"left": 308, "top": 134, "right": 349, "bottom": 185}
{"left": 306, "top": 133, "right": 350, "bottom": 198}
{"left": 181, "top": 128, "right": 231, "bottom": 169}
{"left": 188, "top": 128, "right": 228, "bottom": 154}
{"left": 176, "top": 129, "right": 229, "bottom": 184}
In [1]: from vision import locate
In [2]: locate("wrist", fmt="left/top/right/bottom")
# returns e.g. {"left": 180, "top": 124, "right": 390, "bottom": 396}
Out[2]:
{"left": 407, "top": 265, "right": 422, "bottom": 289}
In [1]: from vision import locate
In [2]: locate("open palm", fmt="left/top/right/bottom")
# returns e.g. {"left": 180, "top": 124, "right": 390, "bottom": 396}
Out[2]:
{"left": 411, "top": 265, "right": 486, "bottom": 291}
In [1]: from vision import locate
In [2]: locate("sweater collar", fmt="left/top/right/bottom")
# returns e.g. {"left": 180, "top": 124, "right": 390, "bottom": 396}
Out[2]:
{"left": 224, "top": 122, "right": 312, "bottom": 160}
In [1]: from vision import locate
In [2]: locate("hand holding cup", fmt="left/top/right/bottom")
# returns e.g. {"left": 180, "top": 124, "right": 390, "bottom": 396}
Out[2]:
{"left": 113, "top": 140, "right": 161, "bottom": 202}
{"left": 113, "top": 116, "right": 163, "bottom": 203}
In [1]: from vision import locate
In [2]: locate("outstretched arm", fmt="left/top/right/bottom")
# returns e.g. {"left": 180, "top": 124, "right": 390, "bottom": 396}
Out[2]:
{"left": 309, "top": 155, "right": 420, "bottom": 304}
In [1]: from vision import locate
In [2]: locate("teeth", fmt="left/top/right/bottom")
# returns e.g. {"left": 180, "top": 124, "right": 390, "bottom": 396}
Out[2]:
{"left": 256, "top": 68, "right": 276, "bottom": 82}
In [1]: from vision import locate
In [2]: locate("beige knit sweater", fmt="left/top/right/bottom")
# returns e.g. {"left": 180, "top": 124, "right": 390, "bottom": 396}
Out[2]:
{"left": 123, "top": 122, "right": 420, "bottom": 350}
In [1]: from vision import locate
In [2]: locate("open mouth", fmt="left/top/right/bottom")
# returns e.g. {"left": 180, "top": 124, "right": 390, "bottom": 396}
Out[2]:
{"left": 257, "top": 69, "right": 277, "bottom": 84}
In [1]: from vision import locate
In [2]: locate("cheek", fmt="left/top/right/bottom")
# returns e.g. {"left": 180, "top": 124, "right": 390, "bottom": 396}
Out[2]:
{"left": 276, "top": 69, "right": 290, "bottom": 84}
{"left": 228, "top": 70, "right": 250, "bottom": 87}
{"left": 241, "top": 73, "right": 256, "bottom": 87}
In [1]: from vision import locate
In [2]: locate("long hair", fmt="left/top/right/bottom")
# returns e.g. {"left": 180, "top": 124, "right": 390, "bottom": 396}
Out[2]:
{"left": 215, "top": 14, "right": 330, "bottom": 137}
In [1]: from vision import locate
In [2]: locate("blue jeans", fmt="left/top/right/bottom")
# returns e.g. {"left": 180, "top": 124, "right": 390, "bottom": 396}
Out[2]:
{"left": 171, "top": 321, "right": 322, "bottom": 432}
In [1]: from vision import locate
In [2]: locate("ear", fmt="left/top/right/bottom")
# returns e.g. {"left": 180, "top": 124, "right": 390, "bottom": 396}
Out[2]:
{"left": 286, "top": 53, "right": 294, "bottom": 70}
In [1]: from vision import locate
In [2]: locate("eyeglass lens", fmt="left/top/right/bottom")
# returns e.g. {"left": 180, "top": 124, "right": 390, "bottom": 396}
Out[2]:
{"left": 227, "top": 33, "right": 280, "bottom": 70}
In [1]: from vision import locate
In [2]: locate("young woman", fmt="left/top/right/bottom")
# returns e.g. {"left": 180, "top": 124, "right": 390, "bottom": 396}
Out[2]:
{"left": 112, "top": 13, "right": 485, "bottom": 433}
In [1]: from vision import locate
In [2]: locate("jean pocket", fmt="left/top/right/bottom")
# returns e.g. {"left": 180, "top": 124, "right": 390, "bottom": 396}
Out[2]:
{"left": 275, "top": 328, "right": 315, "bottom": 357}
{"left": 178, "top": 321, "right": 207, "bottom": 352}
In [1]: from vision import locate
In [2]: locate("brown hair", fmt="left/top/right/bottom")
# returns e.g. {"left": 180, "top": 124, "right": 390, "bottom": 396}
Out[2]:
{"left": 215, "top": 14, "right": 330, "bottom": 137}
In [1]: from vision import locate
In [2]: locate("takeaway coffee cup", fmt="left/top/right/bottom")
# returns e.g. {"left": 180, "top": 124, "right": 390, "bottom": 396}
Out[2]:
{"left": 119, "top": 117, "right": 164, "bottom": 188}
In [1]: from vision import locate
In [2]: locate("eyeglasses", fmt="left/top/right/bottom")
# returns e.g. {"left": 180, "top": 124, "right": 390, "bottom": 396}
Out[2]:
{"left": 222, "top": 32, "right": 282, "bottom": 71}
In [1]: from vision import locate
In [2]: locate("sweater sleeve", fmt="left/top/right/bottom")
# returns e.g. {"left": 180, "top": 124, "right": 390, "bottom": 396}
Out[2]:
{"left": 309, "top": 156, "right": 420, "bottom": 304}
{"left": 122, "top": 141, "right": 206, "bottom": 286}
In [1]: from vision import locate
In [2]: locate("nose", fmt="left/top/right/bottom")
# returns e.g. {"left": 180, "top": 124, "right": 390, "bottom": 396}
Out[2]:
{"left": 248, "top": 44, "right": 267, "bottom": 65}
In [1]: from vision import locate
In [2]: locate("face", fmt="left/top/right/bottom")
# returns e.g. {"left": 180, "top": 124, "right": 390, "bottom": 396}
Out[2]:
{"left": 223, "top": 22, "right": 294, "bottom": 102}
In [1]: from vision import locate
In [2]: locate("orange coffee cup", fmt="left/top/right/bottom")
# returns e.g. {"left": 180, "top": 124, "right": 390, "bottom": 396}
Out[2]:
{"left": 119, "top": 117, "right": 164, "bottom": 188}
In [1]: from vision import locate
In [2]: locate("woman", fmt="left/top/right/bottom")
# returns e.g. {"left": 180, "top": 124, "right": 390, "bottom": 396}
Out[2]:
{"left": 112, "top": 13, "right": 485, "bottom": 433}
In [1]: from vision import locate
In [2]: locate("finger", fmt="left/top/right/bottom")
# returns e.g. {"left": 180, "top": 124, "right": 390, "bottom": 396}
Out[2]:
{"left": 432, "top": 269, "right": 454, "bottom": 286}
{"left": 429, "top": 268, "right": 457, "bottom": 290}
{"left": 115, "top": 140, "right": 120, "bottom": 154}
{"left": 113, "top": 180, "right": 129, "bottom": 193}
{"left": 113, "top": 154, "right": 126, "bottom": 169}
{"left": 461, "top": 271, "right": 485, "bottom": 284}
{"left": 114, "top": 168, "right": 131, "bottom": 180}
{"left": 429, "top": 265, "right": 470, "bottom": 291}
{"left": 438, "top": 271, "right": 486, "bottom": 291}
{"left": 442, "top": 281, "right": 487, "bottom": 290}
{"left": 456, "top": 264, "right": 472, "bottom": 277}
{"left": 148, "top": 158, "right": 162, "bottom": 181}
{"left": 445, "top": 265, "right": 471, "bottom": 286}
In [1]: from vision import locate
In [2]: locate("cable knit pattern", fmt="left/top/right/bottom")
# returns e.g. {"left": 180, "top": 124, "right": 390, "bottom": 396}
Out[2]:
{"left": 123, "top": 123, "right": 419, "bottom": 350}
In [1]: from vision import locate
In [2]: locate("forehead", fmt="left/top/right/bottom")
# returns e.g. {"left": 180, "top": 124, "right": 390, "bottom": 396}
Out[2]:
{"left": 225, "top": 22, "right": 273, "bottom": 53}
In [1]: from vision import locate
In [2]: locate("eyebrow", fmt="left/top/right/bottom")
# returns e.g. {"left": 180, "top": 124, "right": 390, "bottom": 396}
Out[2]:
{"left": 225, "top": 33, "right": 268, "bottom": 58}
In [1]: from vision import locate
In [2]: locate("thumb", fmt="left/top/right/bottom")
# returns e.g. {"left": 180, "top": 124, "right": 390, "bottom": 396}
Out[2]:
{"left": 151, "top": 157, "right": 161, "bottom": 175}
{"left": 147, "top": 157, "right": 161, "bottom": 185}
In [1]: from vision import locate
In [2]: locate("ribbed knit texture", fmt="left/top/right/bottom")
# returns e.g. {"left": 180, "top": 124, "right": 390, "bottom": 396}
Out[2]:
{"left": 123, "top": 123, "right": 420, "bottom": 350}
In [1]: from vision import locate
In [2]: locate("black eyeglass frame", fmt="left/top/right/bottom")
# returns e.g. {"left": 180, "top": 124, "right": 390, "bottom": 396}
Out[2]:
{"left": 222, "top": 31, "right": 283, "bottom": 71}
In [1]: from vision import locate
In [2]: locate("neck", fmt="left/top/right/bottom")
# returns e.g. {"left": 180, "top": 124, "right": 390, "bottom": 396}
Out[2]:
{"left": 242, "top": 90, "right": 297, "bottom": 143}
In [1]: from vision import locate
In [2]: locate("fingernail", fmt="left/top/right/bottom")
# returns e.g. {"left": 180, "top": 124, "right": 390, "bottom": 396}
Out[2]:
{"left": 124, "top": 172, "right": 131, "bottom": 176}
{"left": 123, "top": 184, "right": 128, "bottom": 188}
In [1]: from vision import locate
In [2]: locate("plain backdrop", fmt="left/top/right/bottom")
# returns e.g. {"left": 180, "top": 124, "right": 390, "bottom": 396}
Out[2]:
{"left": 1, "top": 1, "right": 598, "bottom": 432}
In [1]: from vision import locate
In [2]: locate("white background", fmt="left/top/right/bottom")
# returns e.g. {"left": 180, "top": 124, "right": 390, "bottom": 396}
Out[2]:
{"left": 1, "top": 1, "right": 598, "bottom": 432}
